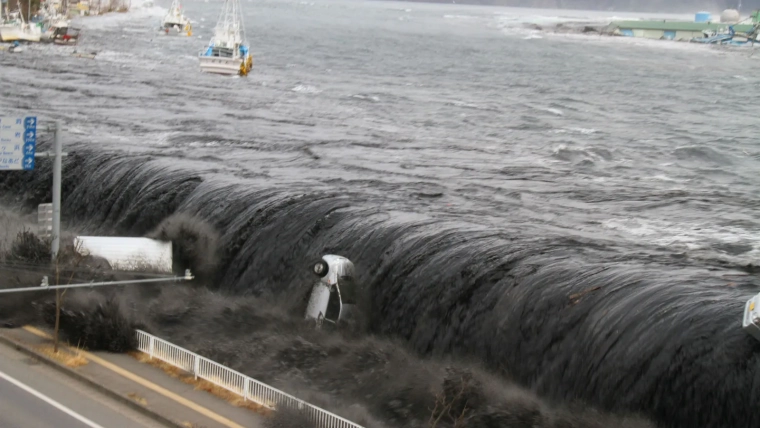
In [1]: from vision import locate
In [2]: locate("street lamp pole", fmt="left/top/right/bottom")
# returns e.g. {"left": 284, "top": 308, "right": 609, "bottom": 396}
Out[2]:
{"left": 0, "top": 270, "right": 195, "bottom": 294}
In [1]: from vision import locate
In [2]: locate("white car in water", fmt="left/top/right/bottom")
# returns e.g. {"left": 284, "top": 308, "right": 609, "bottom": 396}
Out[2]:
{"left": 305, "top": 255, "right": 358, "bottom": 328}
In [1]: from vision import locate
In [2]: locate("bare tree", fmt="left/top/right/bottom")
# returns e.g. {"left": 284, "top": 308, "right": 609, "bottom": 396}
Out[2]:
{"left": 429, "top": 376, "right": 470, "bottom": 428}
{"left": 53, "top": 240, "right": 87, "bottom": 353}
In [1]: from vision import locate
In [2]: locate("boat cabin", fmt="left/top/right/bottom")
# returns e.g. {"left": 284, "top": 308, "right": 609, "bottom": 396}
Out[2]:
{"left": 205, "top": 46, "right": 235, "bottom": 58}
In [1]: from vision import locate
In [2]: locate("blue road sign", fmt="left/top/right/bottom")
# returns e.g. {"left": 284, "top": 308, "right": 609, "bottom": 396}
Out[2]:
{"left": 0, "top": 116, "right": 36, "bottom": 170}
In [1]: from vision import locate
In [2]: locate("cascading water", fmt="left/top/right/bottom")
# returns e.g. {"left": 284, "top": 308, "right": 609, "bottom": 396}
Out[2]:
{"left": 1, "top": 141, "right": 758, "bottom": 428}
{"left": 1, "top": 0, "right": 759, "bottom": 425}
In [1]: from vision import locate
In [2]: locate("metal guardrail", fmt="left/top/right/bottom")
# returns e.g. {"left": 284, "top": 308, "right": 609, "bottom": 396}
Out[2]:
{"left": 135, "top": 330, "right": 363, "bottom": 428}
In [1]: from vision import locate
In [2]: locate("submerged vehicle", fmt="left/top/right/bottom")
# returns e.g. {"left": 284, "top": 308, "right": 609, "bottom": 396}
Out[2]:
{"left": 305, "top": 255, "right": 358, "bottom": 328}
{"left": 198, "top": 0, "right": 252, "bottom": 76}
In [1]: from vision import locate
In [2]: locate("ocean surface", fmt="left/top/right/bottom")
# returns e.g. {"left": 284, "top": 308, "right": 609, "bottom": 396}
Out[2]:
{"left": 1, "top": 1, "right": 759, "bottom": 426}
{"left": 4, "top": 1, "right": 759, "bottom": 266}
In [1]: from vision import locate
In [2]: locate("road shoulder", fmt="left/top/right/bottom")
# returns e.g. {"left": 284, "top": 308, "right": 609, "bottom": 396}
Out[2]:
{"left": 0, "top": 326, "right": 264, "bottom": 428}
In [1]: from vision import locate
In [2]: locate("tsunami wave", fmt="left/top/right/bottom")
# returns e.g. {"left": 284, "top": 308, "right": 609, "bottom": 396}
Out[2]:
{"left": 1, "top": 141, "right": 758, "bottom": 428}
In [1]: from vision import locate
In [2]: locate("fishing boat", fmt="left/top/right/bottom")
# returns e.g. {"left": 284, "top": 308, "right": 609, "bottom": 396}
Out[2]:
{"left": 0, "top": 4, "right": 42, "bottom": 42}
{"left": 38, "top": 0, "right": 71, "bottom": 43}
{"left": 160, "top": 0, "right": 192, "bottom": 36}
{"left": 198, "top": 0, "right": 252, "bottom": 76}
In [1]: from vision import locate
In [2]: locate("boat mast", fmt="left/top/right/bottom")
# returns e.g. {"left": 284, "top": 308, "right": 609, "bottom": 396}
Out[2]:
{"left": 17, "top": 0, "right": 24, "bottom": 23}
{"left": 214, "top": 0, "right": 245, "bottom": 45}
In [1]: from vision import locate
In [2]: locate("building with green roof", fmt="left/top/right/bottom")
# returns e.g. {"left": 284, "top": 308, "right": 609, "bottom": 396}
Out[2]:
{"left": 608, "top": 19, "right": 757, "bottom": 42}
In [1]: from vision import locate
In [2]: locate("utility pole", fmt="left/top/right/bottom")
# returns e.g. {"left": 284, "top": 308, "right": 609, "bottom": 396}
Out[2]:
{"left": 51, "top": 120, "right": 63, "bottom": 352}
{"left": 2, "top": 117, "right": 66, "bottom": 352}
{"left": 52, "top": 120, "right": 61, "bottom": 261}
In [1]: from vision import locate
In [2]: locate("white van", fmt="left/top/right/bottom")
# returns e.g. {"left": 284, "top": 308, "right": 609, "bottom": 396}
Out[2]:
{"left": 305, "top": 255, "right": 358, "bottom": 328}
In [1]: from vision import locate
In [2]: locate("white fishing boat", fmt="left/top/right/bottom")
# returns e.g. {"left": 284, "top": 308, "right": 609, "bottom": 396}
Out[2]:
{"left": 0, "top": 23, "right": 42, "bottom": 42}
{"left": 0, "top": 6, "right": 42, "bottom": 42}
{"left": 160, "top": 0, "right": 191, "bottom": 35}
{"left": 198, "top": 0, "right": 252, "bottom": 76}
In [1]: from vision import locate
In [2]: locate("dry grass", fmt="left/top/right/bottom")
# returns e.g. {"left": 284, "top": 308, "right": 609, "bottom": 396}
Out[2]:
{"left": 36, "top": 344, "right": 89, "bottom": 368}
{"left": 129, "top": 351, "right": 187, "bottom": 378}
{"left": 128, "top": 392, "right": 148, "bottom": 405}
{"left": 128, "top": 351, "right": 272, "bottom": 416}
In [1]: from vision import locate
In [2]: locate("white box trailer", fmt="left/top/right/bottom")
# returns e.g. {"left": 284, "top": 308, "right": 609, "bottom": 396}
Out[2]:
{"left": 74, "top": 236, "right": 173, "bottom": 273}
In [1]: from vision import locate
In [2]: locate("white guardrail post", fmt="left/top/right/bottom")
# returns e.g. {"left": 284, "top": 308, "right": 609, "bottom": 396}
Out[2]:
{"left": 133, "top": 330, "right": 363, "bottom": 428}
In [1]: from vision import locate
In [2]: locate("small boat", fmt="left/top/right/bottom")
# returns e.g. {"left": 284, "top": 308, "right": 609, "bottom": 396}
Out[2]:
{"left": 41, "top": 16, "right": 71, "bottom": 42}
{"left": 53, "top": 26, "right": 80, "bottom": 44}
{"left": 37, "top": 0, "right": 78, "bottom": 44}
{"left": 198, "top": 0, "right": 252, "bottom": 76}
{"left": 160, "top": 0, "right": 192, "bottom": 36}
{"left": 71, "top": 50, "right": 96, "bottom": 59}
{"left": 690, "top": 26, "right": 737, "bottom": 44}
{"left": 6, "top": 41, "right": 23, "bottom": 52}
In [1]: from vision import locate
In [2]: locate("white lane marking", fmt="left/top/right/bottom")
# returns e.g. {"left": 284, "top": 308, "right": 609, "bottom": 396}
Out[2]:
{"left": 0, "top": 368, "right": 105, "bottom": 428}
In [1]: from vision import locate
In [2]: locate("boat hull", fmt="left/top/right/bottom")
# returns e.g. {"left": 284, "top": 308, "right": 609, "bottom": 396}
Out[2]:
{"left": 0, "top": 26, "right": 41, "bottom": 42}
{"left": 53, "top": 38, "right": 78, "bottom": 45}
{"left": 163, "top": 20, "right": 189, "bottom": 28}
{"left": 198, "top": 55, "right": 244, "bottom": 75}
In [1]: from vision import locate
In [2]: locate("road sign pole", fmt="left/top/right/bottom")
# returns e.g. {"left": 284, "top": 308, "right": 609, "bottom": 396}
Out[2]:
{"left": 51, "top": 121, "right": 62, "bottom": 261}
{"left": 51, "top": 121, "right": 63, "bottom": 352}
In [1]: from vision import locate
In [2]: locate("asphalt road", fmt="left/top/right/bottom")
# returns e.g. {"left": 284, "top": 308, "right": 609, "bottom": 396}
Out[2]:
{"left": 0, "top": 341, "right": 166, "bottom": 428}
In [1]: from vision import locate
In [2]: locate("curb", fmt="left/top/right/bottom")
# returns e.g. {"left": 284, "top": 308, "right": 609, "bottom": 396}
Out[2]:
{"left": 0, "top": 330, "right": 185, "bottom": 428}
